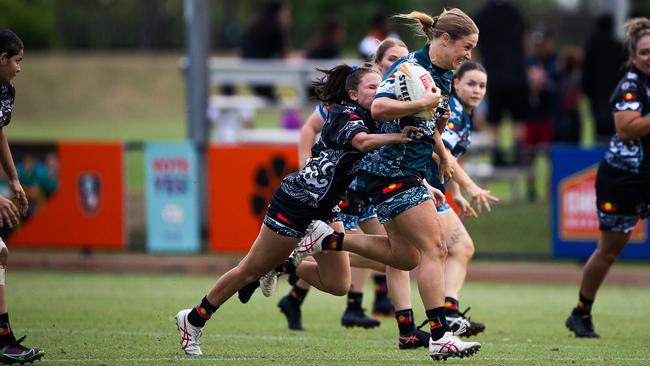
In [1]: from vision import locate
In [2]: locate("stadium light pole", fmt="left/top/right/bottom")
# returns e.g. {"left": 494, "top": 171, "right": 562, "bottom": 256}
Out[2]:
{"left": 184, "top": 0, "right": 210, "bottom": 245}
{"left": 184, "top": 0, "right": 210, "bottom": 143}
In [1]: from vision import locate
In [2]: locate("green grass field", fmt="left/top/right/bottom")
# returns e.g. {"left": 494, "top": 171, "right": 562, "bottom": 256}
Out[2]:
{"left": 10, "top": 270, "right": 650, "bottom": 365}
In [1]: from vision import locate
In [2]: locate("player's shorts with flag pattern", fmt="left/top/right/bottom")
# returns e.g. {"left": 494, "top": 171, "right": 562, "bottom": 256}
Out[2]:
{"left": 338, "top": 190, "right": 378, "bottom": 231}
{"left": 596, "top": 162, "right": 650, "bottom": 233}
{"left": 363, "top": 173, "right": 431, "bottom": 224}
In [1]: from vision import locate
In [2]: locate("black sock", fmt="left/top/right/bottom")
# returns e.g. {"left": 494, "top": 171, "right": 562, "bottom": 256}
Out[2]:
{"left": 288, "top": 285, "right": 309, "bottom": 305}
{"left": 572, "top": 292, "right": 594, "bottom": 316}
{"left": 444, "top": 297, "right": 460, "bottom": 317}
{"left": 322, "top": 231, "right": 345, "bottom": 251}
{"left": 425, "top": 307, "right": 450, "bottom": 340}
{"left": 373, "top": 275, "right": 388, "bottom": 298}
{"left": 346, "top": 291, "right": 363, "bottom": 310}
{"left": 187, "top": 296, "right": 218, "bottom": 327}
{"left": 0, "top": 313, "right": 16, "bottom": 346}
{"left": 274, "top": 257, "right": 297, "bottom": 275}
{"left": 395, "top": 308, "right": 416, "bottom": 334}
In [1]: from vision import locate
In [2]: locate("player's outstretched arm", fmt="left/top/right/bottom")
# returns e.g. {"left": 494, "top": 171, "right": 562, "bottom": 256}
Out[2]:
{"left": 351, "top": 126, "right": 421, "bottom": 153}
{"left": 447, "top": 180, "right": 477, "bottom": 218}
{"left": 449, "top": 157, "right": 498, "bottom": 214}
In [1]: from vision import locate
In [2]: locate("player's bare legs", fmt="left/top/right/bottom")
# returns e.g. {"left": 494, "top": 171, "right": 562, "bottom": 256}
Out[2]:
{"left": 440, "top": 211, "right": 484, "bottom": 337}
{"left": 567, "top": 231, "right": 630, "bottom": 338}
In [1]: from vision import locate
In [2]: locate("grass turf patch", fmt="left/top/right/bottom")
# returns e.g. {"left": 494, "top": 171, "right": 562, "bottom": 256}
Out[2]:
{"left": 9, "top": 270, "right": 650, "bottom": 365}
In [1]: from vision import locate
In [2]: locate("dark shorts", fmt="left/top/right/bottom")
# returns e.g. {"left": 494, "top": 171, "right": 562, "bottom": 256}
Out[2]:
{"left": 363, "top": 173, "right": 431, "bottom": 224}
{"left": 596, "top": 162, "right": 650, "bottom": 233}
{"left": 338, "top": 190, "right": 378, "bottom": 231}
{"left": 487, "top": 84, "right": 530, "bottom": 125}
{"left": 264, "top": 188, "right": 340, "bottom": 238}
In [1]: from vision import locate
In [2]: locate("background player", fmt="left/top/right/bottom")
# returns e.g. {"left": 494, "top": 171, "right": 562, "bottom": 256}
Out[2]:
{"left": 0, "top": 28, "right": 45, "bottom": 365}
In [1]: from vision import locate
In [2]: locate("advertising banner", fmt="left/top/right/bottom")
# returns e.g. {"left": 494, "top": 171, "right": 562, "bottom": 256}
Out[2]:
{"left": 145, "top": 143, "right": 200, "bottom": 253}
{"left": 208, "top": 144, "right": 299, "bottom": 253}
{"left": 551, "top": 146, "right": 649, "bottom": 259}
{"left": 8, "top": 142, "right": 125, "bottom": 249}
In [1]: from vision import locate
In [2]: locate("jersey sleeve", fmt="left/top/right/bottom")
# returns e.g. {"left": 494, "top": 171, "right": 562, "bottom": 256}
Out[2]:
{"left": 441, "top": 108, "right": 462, "bottom": 152}
{"left": 315, "top": 103, "right": 328, "bottom": 123}
{"left": 375, "top": 71, "right": 398, "bottom": 100}
{"left": 334, "top": 111, "right": 370, "bottom": 148}
{"left": 611, "top": 73, "right": 645, "bottom": 113}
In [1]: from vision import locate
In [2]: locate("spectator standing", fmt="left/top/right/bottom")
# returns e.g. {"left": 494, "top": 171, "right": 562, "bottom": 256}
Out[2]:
{"left": 581, "top": 14, "right": 626, "bottom": 144}
{"left": 358, "top": 10, "right": 400, "bottom": 61}
{"left": 240, "top": 0, "right": 292, "bottom": 102}
{"left": 555, "top": 47, "right": 583, "bottom": 144}
{"left": 305, "top": 15, "right": 345, "bottom": 59}
{"left": 474, "top": 0, "right": 530, "bottom": 165}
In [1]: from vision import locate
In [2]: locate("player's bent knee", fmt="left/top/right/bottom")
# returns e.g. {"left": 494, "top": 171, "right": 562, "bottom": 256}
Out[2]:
{"left": 456, "top": 238, "right": 475, "bottom": 259}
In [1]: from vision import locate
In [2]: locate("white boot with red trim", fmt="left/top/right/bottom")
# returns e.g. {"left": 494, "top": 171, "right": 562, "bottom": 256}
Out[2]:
{"left": 428, "top": 331, "right": 480, "bottom": 361}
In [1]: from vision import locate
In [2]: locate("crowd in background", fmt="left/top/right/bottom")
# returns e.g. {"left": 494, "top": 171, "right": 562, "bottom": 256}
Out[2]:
{"left": 230, "top": 0, "right": 633, "bottom": 156}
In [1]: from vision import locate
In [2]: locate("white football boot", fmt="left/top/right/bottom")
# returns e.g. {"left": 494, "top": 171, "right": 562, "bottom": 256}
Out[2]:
{"left": 446, "top": 315, "right": 471, "bottom": 336}
{"left": 259, "top": 269, "right": 279, "bottom": 297}
{"left": 428, "top": 331, "right": 480, "bottom": 361}
{"left": 296, "top": 220, "right": 334, "bottom": 257}
{"left": 175, "top": 309, "right": 204, "bottom": 356}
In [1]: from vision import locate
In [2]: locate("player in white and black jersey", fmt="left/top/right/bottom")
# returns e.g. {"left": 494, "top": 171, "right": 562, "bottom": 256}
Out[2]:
{"left": 175, "top": 64, "right": 418, "bottom": 356}
{"left": 0, "top": 28, "right": 44, "bottom": 365}
{"left": 273, "top": 39, "right": 423, "bottom": 336}
{"left": 566, "top": 17, "right": 650, "bottom": 339}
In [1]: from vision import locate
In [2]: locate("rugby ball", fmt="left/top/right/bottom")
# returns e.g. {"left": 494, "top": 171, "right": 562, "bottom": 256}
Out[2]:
{"left": 394, "top": 62, "right": 436, "bottom": 120}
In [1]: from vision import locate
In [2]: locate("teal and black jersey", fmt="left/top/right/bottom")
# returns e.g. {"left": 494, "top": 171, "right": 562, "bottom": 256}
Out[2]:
{"left": 425, "top": 93, "right": 474, "bottom": 192}
{"left": 361, "top": 44, "right": 454, "bottom": 178}
{"left": 441, "top": 93, "right": 473, "bottom": 159}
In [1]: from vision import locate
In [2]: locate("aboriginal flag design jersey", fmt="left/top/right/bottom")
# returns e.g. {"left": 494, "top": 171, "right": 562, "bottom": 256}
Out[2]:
{"left": 606, "top": 67, "right": 650, "bottom": 177}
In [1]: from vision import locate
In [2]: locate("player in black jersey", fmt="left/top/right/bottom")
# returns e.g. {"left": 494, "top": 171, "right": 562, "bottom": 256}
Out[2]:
{"left": 275, "top": 39, "right": 419, "bottom": 334}
{"left": 566, "top": 17, "right": 650, "bottom": 338}
{"left": 176, "top": 64, "right": 418, "bottom": 356}
{"left": 0, "top": 28, "right": 45, "bottom": 365}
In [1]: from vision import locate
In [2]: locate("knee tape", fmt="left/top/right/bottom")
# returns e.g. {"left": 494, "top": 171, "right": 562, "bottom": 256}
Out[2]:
{"left": 0, "top": 268, "right": 4, "bottom": 286}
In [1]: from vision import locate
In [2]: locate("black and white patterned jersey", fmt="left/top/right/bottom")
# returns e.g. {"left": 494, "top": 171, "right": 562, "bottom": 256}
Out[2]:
{"left": 280, "top": 101, "right": 377, "bottom": 208}
{"left": 0, "top": 84, "right": 15, "bottom": 128}
{"left": 606, "top": 67, "right": 650, "bottom": 176}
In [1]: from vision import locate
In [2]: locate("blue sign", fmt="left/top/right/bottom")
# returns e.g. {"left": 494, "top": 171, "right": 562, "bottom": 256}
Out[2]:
{"left": 145, "top": 143, "right": 200, "bottom": 253}
{"left": 551, "top": 146, "right": 650, "bottom": 259}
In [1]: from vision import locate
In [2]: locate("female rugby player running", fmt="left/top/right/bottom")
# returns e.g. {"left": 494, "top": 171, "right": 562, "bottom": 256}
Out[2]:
{"left": 175, "top": 64, "right": 418, "bottom": 356}
{"left": 275, "top": 39, "right": 424, "bottom": 336}
{"left": 288, "top": 8, "right": 483, "bottom": 361}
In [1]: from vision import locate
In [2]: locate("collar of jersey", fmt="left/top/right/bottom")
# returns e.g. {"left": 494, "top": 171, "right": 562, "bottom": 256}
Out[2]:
{"left": 413, "top": 43, "right": 449, "bottom": 77}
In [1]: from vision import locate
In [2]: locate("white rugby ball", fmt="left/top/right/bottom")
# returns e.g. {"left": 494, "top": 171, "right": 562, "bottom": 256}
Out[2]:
{"left": 394, "top": 62, "right": 436, "bottom": 120}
